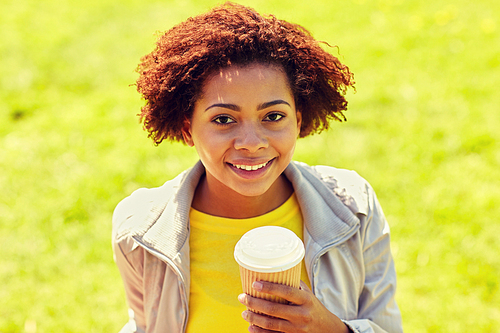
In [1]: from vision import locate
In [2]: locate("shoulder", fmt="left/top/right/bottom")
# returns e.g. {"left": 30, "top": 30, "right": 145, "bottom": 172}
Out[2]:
{"left": 111, "top": 168, "right": 191, "bottom": 245}
{"left": 295, "top": 162, "right": 392, "bottom": 247}
{"left": 292, "top": 161, "right": 371, "bottom": 216}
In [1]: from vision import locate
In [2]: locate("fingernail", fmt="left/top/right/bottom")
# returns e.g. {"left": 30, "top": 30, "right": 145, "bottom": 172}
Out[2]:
{"left": 242, "top": 310, "right": 248, "bottom": 320}
{"left": 238, "top": 294, "right": 246, "bottom": 304}
{"left": 252, "top": 281, "right": 263, "bottom": 291}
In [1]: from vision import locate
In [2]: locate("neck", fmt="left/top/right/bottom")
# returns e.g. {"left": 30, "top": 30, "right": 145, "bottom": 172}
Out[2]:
{"left": 191, "top": 173, "right": 293, "bottom": 219}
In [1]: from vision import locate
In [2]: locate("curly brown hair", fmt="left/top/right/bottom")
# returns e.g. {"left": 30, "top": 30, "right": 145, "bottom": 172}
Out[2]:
{"left": 136, "top": 2, "right": 355, "bottom": 145}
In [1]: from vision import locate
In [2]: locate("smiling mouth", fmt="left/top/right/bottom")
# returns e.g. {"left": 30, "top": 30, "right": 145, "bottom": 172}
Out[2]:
{"left": 230, "top": 159, "right": 273, "bottom": 171}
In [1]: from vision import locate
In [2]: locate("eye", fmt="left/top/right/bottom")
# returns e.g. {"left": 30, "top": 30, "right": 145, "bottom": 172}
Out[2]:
{"left": 264, "top": 112, "right": 284, "bottom": 122}
{"left": 213, "top": 115, "right": 235, "bottom": 125}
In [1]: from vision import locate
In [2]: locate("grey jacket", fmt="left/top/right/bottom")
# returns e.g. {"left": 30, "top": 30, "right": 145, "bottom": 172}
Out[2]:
{"left": 112, "top": 161, "right": 403, "bottom": 333}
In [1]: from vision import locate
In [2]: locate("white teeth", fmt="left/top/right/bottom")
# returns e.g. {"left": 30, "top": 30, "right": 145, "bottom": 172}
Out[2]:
{"left": 233, "top": 161, "right": 268, "bottom": 171}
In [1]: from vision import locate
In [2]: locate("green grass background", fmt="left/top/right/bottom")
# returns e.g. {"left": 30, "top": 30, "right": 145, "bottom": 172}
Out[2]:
{"left": 1, "top": 0, "right": 499, "bottom": 331}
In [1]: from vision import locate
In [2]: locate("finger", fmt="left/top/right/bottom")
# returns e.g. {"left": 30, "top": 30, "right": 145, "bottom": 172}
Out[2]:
{"left": 239, "top": 293, "right": 295, "bottom": 319}
{"left": 299, "top": 280, "right": 312, "bottom": 292}
{"left": 243, "top": 310, "right": 291, "bottom": 333}
{"left": 248, "top": 324, "right": 279, "bottom": 333}
{"left": 240, "top": 294, "right": 293, "bottom": 320}
{"left": 252, "top": 281, "right": 307, "bottom": 305}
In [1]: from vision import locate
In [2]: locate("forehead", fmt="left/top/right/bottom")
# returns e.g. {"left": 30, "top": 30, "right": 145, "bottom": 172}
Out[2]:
{"left": 199, "top": 62, "right": 292, "bottom": 98}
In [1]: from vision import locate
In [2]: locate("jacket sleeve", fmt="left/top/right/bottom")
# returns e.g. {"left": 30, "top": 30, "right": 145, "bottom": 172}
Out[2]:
{"left": 113, "top": 238, "right": 147, "bottom": 333}
{"left": 343, "top": 182, "right": 403, "bottom": 333}
{"left": 112, "top": 195, "right": 148, "bottom": 333}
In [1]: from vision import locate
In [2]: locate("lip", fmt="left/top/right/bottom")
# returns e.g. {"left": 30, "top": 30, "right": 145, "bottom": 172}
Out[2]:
{"left": 227, "top": 158, "right": 275, "bottom": 179}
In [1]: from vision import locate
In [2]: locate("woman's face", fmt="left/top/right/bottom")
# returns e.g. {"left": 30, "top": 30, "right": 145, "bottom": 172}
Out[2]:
{"left": 182, "top": 63, "right": 301, "bottom": 199}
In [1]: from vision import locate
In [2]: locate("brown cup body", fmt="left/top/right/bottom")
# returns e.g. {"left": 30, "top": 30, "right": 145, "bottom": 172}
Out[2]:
{"left": 239, "top": 262, "right": 301, "bottom": 312}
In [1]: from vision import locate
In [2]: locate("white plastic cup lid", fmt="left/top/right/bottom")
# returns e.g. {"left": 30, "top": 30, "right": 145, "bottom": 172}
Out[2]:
{"left": 234, "top": 226, "right": 305, "bottom": 273}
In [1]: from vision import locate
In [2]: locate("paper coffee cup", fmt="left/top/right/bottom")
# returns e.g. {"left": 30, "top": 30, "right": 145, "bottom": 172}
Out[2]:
{"left": 234, "top": 226, "right": 305, "bottom": 307}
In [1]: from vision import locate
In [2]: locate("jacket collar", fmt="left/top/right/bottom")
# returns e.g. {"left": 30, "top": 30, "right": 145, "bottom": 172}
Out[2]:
{"left": 131, "top": 161, "right": 203, "bottom": 275}
{"left": 132, "top": 160, "right": 360, "bottom": 264}
{"left": 285, "top": 162, "right": 360, "bottom": 248}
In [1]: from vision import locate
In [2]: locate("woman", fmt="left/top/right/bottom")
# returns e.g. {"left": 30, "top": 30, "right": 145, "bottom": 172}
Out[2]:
{"left": 112, "top": 3, "right": 403, "bottom": 332}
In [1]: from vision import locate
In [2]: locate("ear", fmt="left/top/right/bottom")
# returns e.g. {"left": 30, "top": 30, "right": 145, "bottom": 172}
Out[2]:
{"left": 181, "top": 118, "right": 195, "bottom": 147}
{"left": 295, "top": 110, "right": 302, "bottom": 134}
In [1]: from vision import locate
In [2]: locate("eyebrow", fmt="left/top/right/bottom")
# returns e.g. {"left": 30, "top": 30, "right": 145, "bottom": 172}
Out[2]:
{"left": 205, "top": 99, "right": 291, "bottom": 112}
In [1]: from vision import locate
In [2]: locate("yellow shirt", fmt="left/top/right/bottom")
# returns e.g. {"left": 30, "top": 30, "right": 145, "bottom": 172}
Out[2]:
{"left": 186, "top": 193, "right": 310, "bottom": 332}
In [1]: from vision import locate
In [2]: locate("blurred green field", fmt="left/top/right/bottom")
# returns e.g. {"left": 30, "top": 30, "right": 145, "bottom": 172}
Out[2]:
{"left": 1, "top": 0, "right": 499, "bottom": 332}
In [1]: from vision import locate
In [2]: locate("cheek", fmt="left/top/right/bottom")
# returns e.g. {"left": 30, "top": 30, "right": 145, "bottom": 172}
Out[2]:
{"left": 275, "top": 130, "right": 298, "bottom": 157}
{"left": 192, "top": 131, "right": 229, "bottom": 161}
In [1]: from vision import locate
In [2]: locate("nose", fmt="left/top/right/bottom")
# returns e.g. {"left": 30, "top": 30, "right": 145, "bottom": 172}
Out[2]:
{"left": 233, "top": 121, "right": 268, "bottom": 152}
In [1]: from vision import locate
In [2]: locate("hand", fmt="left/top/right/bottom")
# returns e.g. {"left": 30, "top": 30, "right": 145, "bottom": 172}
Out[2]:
{"left": 238, "top": 280, "right": 350, "bottom": 333}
